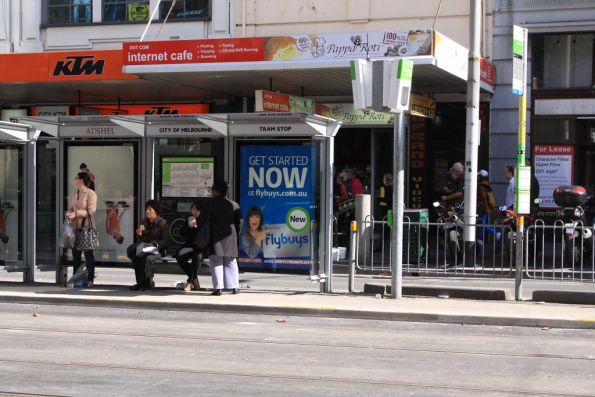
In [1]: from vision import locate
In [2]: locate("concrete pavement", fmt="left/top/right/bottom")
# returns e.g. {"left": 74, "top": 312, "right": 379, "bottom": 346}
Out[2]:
{"left": 0, "top": 281, "right": 594, "bottom": 330}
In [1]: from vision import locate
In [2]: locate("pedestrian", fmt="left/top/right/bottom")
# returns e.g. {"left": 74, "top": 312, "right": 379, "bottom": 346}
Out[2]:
{"left": 175, "top": 200, "right": 209, "bottom": 292}
{"left": 476, "top": 170, "right": 498, "bottom": 244}
{"left": 66, "top": 171, "right": 98, "bottom": 288}
{"left": 209, "top": 180, "right": 242, "bottom": 296}
{"left": 350, "top": 168, "right": 365, "bottom": 196}
{"left": 378, "top": 172, "right": 393, "bottom": 220}
{"left": 441, "top": 162, "right": 464, "bottom": 205}
{"left": 127, "top": 200, "right": 170, "bottom": 291}
{"left": 505, "top": 165, "right": 515, "bottom": 209}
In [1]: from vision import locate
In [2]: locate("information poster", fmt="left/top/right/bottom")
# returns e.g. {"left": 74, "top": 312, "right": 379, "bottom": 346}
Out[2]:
{"left": 533, "top": 145, "right": 574, "bottom": 208}
{"left": 0, "top": 147, "right": 21, "bottom": 268}
{"left": 239, "top": 145, "right": 316, "bottom": 271}
{"left": 161, "top": 156, "right": 214, "bottom": 198}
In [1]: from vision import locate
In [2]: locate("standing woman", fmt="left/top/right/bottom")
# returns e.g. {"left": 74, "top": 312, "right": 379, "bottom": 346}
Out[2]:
{"left": 66, "top": 172, "right": 98, "bottom": 287}
{"left": 209, "top": 180, "right": 242, "bottom": 296}
{"left": 127, "top": 200, "right": 170, "bottom": 290}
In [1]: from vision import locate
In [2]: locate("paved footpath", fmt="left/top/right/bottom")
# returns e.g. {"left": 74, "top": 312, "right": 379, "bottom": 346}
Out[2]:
{"left": 0, "top": 282, "right": 594, "bottom": 330}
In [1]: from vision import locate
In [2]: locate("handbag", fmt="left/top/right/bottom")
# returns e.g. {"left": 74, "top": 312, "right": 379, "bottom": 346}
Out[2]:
{"left": 75, "top": 214, "right": 99, "bottom": 251}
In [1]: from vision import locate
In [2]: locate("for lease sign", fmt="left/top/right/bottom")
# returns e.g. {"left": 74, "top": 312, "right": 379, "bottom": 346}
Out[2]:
{"left": 533, "top": 145, "right": 574, "bottom": 208}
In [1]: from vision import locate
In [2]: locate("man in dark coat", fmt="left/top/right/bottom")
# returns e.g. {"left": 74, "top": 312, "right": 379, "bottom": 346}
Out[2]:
{"left": 209, "top": 180, "right": 241, "bottom": 296}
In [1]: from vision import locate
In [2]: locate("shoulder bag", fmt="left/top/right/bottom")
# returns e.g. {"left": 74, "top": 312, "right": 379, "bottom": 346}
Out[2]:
{"left": 75, "top": 214, "right": 99, "bottom": 251}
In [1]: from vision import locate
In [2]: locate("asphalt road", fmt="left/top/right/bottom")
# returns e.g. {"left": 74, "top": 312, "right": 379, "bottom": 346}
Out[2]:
{"left": 0, "top": 302, "right": 594, "bottom": 397}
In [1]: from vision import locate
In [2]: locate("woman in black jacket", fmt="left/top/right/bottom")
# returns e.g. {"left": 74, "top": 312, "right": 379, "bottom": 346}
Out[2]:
{"left": 176, "top": 200, "right": 209, "bottom": 292}
{"left": 126, "top": 200, "right": 170, "bottom": 291}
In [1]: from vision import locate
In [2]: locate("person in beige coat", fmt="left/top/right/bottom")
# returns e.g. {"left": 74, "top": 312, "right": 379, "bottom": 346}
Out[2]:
{"left": 66, "top": 172, "right": 98, "bottom": 287}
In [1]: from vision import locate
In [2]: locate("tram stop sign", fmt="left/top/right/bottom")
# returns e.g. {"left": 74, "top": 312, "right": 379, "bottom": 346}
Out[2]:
{"left": 350, "top": 58, "right": 413, "bottom": 114}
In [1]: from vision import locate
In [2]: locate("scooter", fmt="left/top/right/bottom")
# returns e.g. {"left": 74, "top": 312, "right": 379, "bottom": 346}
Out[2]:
{"left": 495, "top": 206, "right": 538, "bottom": 264}
{"left": 105, "top": 200, "right": 129, "bottom": 244}
{"left": 553, "top": 185, "right": 594, "bottom": 269}
{"left": 433, "top": 201, "right": 464, "bottom": 266}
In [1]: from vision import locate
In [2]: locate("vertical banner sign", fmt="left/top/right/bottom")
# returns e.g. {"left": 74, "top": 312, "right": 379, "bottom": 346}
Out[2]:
{"left": 409, "top": 116, "right": 427, "bottom": 208}
{"left": 239, "top": 145, "right": 316, "bottom": 271}
{"left": 512, "top": 25, "right": 527, "bottom": 96}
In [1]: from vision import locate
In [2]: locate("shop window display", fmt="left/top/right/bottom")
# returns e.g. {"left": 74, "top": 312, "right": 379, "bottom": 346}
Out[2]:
{"left": 48, "top": 0, "right": 93, "bottom": 24}
{"left": 103, "top": 0, "right": 150, "bottom": 22}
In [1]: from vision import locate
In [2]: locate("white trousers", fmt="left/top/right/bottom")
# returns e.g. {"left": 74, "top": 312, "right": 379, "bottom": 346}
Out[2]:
{"left": 209, "top": 255, "right": 239, "bottom": 290}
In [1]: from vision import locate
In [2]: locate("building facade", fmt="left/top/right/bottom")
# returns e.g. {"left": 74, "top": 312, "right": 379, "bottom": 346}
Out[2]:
{"left": 491, "top": 0, "right": 595, "bottom": 209}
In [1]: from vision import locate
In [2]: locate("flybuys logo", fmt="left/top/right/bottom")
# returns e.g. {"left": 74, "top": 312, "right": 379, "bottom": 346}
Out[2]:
{"left": 53, "top": 56, "right": 105, "bottom": 76}
{"left": 266, "top": 233, "right": 309, "bottom": 249}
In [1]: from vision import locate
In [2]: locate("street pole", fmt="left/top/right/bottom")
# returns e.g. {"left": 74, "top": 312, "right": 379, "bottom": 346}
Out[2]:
{"left": 463, "top": 0, "right": 482, "bottom": 260}
{"left": 513, "top": 26, "right": 529, "bottom": 301}
{"left": 391, "top": 111, "right": 405, "bottom": 299}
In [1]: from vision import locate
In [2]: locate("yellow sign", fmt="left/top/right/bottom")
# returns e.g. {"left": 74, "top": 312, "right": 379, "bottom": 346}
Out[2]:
{"left": 128, "top": 4, "right": 149, "bottom": 21}
{"left": 410, "top": 94, "right": 436, "bottom": 119}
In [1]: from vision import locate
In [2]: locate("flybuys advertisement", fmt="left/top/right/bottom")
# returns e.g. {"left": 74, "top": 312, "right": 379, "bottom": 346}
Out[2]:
{"left": 239, "top": 145, "right": 316, "bottom": 270}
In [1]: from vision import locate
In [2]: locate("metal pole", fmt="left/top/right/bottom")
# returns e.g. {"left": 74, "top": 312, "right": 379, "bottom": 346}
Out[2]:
{"left": 391, "top": 111, "right": 405, "bottom": 299}
{"left": 24, "top": 140, "right": 36, "bottom": 283}
{"left": 514, "top": 27, "right": 529, "bottom": 301}
{"left": 463, "top": 0, "right": 482, "bottom": 254}
{"left": 349, "top": 220, "right": 357, "bottom": 293}
{"left": 140, "top": 0, "right": 162, "bottom": 42}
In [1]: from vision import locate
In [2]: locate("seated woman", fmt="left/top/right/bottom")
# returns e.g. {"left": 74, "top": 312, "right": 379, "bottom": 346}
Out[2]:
{"left": 176, "top": 200, "right": 209, "bottom": 292}
{"left": 126, "top": 200, "right": 170, "bottom": 291}
{"left": 240, "top": 206, "right": 265, "bottom": 259}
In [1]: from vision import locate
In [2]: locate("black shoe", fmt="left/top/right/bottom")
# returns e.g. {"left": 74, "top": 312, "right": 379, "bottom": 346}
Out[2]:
{"left": 130, "top": 284, "right": 143, "bottom": 291}
{"left": 232, "top": 288, "right": 239, "bottom": 295}
{"left": 211, "top": 289, "right": 222, "bottom": 296}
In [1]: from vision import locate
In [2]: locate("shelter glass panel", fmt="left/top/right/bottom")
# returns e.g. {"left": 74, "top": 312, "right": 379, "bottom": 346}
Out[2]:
{"left": 64, "top": 142, "right": 138, "bottom": 264}
{"left": 153, "top": 138, "right": 225, "bottom": 252}
{"left": 0, "top": 145, "right": 23, "bottom": 279}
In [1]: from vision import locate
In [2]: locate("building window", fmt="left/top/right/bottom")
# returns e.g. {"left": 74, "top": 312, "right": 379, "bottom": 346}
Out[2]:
{"left": 103, "top": 1, "right": 150, "bottom": 22}
{"left": 532, "top": 33, "right": 595, "bottom": 89}
{"left": 160, "top": 0, "right": 209, "bottom": 20}
{"left": 48, "top": 0, "right": 93, "bottom": 24}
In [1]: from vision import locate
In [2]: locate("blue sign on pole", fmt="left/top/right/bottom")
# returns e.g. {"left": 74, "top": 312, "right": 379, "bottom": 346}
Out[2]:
{"left": 239, "top": 145, "right": 317, "bottom": 271}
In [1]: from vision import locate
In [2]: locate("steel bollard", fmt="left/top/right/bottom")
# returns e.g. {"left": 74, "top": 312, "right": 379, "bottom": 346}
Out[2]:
{"left": 349, "top": 221, "right": 357, "bottom": 293}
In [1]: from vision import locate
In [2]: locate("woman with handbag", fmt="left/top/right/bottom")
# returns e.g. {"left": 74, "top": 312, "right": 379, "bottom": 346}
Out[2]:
{"left": 65, "top": 172, "right": 98, "bottom": 288}
{"left": 126, "top": 200, "right": 170, "bottom": 291}
{"left": 175, "top": 200, "right": 209, "bottom": 292}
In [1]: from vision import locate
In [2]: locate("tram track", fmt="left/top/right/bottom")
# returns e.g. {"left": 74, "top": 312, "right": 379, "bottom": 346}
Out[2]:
{"left": 0, "top": 325, "right": 593, "bottom": 363}
{"left": 0, "top": 357, "right": 593, "bottom": 397}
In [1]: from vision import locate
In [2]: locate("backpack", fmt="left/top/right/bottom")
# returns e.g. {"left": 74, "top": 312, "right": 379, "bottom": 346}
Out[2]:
{"left": 486, "top": 190, "right": 496, "bottom": 211}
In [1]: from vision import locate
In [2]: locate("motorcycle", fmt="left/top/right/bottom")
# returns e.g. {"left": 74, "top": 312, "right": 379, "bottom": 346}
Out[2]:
{"left": 432, "top": 201, "right": 464, "bottom": 266}
{"left": 553, "top": 185, "right": 594, "bottom": 269}
{"left": 495, "top": 206, "right": 538, "bottom": 265}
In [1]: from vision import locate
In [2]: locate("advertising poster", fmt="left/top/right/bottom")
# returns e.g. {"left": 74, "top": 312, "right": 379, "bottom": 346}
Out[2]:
{"left": 533, "top": 145, "right": 574, "bottom": 208}
{"left": 162, "top": 156, "right": 214, "bottom": 198}
{"left": 239, "top": 145, "right": 317, "bottom": 271}
{"left": 67, "top": 145, "right": 135, "bottom": 263}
